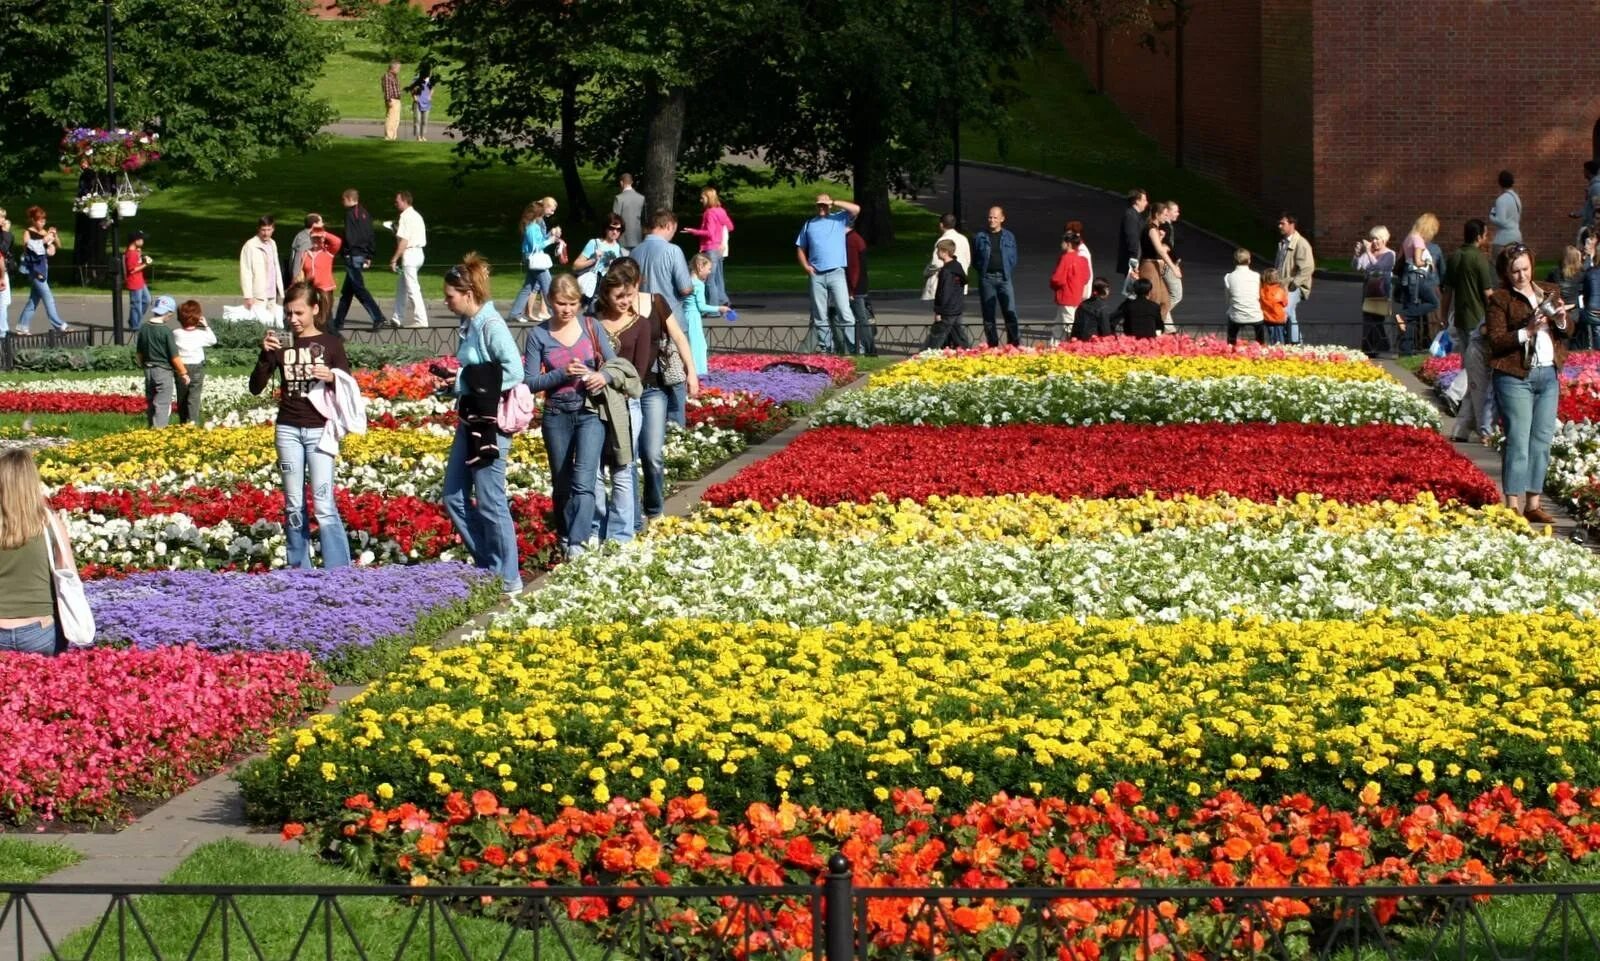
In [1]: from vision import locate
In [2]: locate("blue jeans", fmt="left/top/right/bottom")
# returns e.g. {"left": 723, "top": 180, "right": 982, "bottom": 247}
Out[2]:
{"left": 19, "top": 277, "right": 66, "bottom": 332}
{"left": 1494, "top": 366, "right": 1559, "bottom": 498}
{"left": 510, "top": 268, "right": 552, "bottom": 319}
{"left": 593, "top": 397, "right": 642, "bottom": 543}
{"left": 0, "top": 286, "right": 10, "bottom": 335}
{"left": 1286, "top": 288, "right": 1303, "bottom": 344}
{"left": 807, "top": 268, "right": 853, "bottom": 353}
{"left": 706, "top": 250, "right": 728, "bottom": 305}
{"left": 1265, "top": 324, "right": 1287, "bottom": 345}
{"left": 335, "top": 255, "right": 385, "bottom": 331}
{"left": 541, "top": 403, "right": 604, "bottom": 554}
{"left": 443, "top": 423, "right": 520, "bottom": 592}
{"left": 0, "top": 621, "right": 57, "bottom": 655}
{"left": 638, "top": 386, "right": 668, "bottom": 521}
{"left": 980, "top": 273, "right": 1020, "bottom": 346}
{"left": 275, "top": 424, "right": 352, "bottom": 569}
{"left": 128, "top": 287, "right": 150, "bottom": 331}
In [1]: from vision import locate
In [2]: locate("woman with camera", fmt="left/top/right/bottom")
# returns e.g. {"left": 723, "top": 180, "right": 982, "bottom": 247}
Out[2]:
{"left": 1352, "top": 227, "right": 1397, "bottom": 357}
{"left": 1485, "top": 244, "right": 1572, "bottom": 524}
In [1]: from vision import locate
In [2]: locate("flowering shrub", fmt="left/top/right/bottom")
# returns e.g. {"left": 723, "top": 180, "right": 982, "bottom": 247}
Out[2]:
{"left": 708, "top": 353, "right": 857, "bottom": 385}
{"left": 1, "top": 647, "right": 326, "bottom": 823}
{"left": 871, "top": 352, "right": 1391, "bottom": 388}
{"left": 88, "top": 563, "right": 502, "bottom": 681}
{"left": 295, "top": 783, "right": 1600, "bottom": 958}
{"left": 815, "top": 372, "right": 1439, "bottom": 428}
{"left": 60, "top": 127, "right": 161, "bottom": 172}
{"left": 242, "top": 612, "right": 1600, "bottom": 823}
{"left": 52, "top": 484, "right": 558, "bottom": 577}
{"left": 705, "top": 424, "right": 1498, "bottom": 508}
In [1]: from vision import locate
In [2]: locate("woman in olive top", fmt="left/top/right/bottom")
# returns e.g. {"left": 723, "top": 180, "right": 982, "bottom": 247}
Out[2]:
{"left": 0, "top": 449, "right": 75, "bottom": 655}
{"left": 248, "top": 281, "right": 353, "bottom": 569}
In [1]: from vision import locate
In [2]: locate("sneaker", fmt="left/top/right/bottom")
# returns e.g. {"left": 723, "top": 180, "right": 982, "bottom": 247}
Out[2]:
{"left": 386, "top": 317, "right": 402, "bottom": 328}
{"left": 502, "top": 584, "right": 524, "bottom": 599}
{"left": 15, "top": 328, "right": 30, "bottom": 336}
{"left": 406, "top": 321, "right": 429, "bottom": 328}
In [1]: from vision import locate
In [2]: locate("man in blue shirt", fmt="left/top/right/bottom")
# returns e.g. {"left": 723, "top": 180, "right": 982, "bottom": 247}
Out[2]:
{"left": 795, "top": 193, "right": 860, "bottom": 353}
{"left": 972, "top": 205, "right": 1020, "bottom": 347}
{"left": 632, "top": 209, "right": 694, "bottom": 304}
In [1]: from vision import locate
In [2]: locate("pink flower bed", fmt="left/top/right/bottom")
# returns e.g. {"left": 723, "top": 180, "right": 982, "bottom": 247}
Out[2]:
{"left": 708, "top": 353, "right": 858, "bottom": 385}
{"left": 0, "top": 647, "right": 328, "bottom": 823}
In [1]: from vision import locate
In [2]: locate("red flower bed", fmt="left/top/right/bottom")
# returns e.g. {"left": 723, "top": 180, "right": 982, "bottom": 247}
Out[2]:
{"left": 686, "top": 388, "right": 792, "bottom": 438}
{"left": 299, "top": 782, "right": 1600, "bottom": 958}
{"left": 704, "top": 423, "right": 1498, "bottom": 507}
{"left": 1561, "top": 386, "right": 1600, "bottom": 424}
{"left": 52, "top": 485, "right": 559, "bottom": 577}
{"left": 708, "top": 353, "right": 857, "bottom": 385}
{"left": 0, "top": 390, "right": 144, "bottom": 415}
{"left": 0, "top": 647, "right": 327, "bottom": 822}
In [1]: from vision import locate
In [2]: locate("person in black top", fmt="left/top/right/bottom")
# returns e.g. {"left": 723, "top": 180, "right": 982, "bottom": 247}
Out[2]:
{"left": 1072, "top": 278, "right": 1114, "bottom": 341}
{"left": 926, "top": 239, "right": 971, "bottom": 349}
{"left": 249, "top": 281, "right": 354, "bottom": 568}
{"left": 333, "top": 188, "right": 385, "bottom": 333}
{"left": 1112, "top": 278, "right": 1163, "bottom": 339}
{"left": 1116, "top": 189, "right": 1148, "bottom": 292}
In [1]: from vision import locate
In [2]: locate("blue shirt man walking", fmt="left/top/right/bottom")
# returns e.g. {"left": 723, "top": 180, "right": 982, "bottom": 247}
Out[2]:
{"left": 795, "top": 193, "right": 861, "bottom": 354}
{"left": 972, "top": 205, "right": 1020, "bottom": 347}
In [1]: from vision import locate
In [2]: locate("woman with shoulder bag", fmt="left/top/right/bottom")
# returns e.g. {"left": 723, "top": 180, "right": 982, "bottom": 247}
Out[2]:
{"left": 591, "top": 257, "right": 698, "bottom": 531}
{"left": 0, "top": 449, "right": 76, "bottom": 655}
{"left": 524, "top": 273, "right": 615, "bottom": 559}
{"left": 442, "top": 253, "right": 527, "bottom": 594}
{"left": 1485, "top": 243, "right": 1572, "bottom": 525}
{"left": 1353, "top": 226, "right": 1397, "bottom": 357}
{"left": 510, "top": 198, "right": 562, "bottom": 322}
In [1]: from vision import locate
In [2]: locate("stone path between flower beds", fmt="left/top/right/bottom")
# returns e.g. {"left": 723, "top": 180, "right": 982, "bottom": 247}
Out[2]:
{"left": 0, "top": 373, "right": 849, "bottom": 961}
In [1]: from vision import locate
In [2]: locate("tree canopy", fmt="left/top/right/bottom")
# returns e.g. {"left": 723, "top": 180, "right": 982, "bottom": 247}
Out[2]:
{"left": 0, "top": 0, "right": 335, "bottom": 188}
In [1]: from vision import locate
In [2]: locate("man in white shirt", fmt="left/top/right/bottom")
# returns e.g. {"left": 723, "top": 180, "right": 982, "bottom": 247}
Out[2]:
{"left": 1222, "top": 248, "right": 1264, "bottom": 345}
{"left": 922, "top": 213, "right": 970, "bottom": 299}
{"left": 388, "top": 191, "right": 427, "bottom": 328}
{"left": 239, "top": 215, "right": 284, "bottom": 323}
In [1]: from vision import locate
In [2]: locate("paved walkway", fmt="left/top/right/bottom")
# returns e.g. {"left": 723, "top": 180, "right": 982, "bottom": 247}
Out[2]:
{"left": 22, "top": 161, "right": 1368, "bottom": 350}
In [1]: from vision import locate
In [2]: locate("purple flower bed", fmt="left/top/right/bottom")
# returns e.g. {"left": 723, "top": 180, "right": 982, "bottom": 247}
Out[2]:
{"left": 700, "top": 370, "right": 834, "bottom": 404}
{"left": 86, "top": 563, "right": 500, "bottom": 681}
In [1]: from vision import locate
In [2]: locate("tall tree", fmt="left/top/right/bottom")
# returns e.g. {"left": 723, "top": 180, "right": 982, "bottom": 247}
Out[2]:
{"left": 0, "top": 0, "right": 335, "bottom": 188}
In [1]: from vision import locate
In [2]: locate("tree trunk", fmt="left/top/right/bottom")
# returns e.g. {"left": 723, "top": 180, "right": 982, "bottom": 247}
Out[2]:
{"left": 558, "top": 73, "right": 593, "bottom": 223}
{"left": 849, "top": 109, "right": 894, "bottom": 247}
{"left": 643, "top": 89, "right": 686, "bottom": 216}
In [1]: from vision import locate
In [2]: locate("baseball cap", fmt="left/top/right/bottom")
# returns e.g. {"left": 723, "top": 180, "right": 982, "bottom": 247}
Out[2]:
{"left": 151, "top": 295, "right": 177, "bottom": 316}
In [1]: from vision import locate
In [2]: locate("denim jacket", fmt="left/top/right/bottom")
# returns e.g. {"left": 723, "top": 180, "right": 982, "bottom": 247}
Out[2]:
{"left": 971, "top": 229, "right": 1018, "bottom": 280}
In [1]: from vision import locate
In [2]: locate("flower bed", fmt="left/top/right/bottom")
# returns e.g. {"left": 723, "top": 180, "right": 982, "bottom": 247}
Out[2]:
{"left": 929, "top": 337, "right": 1370, "bottom": 363}
{"left": 871, "top": 351, "right": 1390, "bottom": 387}
{"left": 683, "top": 388, "right": 792, "bottom": 437}
{"left": 242, "top": 612, "right": 1600, "bottom": 823}
{"left": 0, "top": 390, "right": 146, "bottom": 415}
{"left": 699, "top": 370, "right": 834, "bottom": 404}
{"left": 298, "top": 783, "right": 1599, "bottom": 956}
{"left": 88, "top": 563, "right": 502, "bottom": 681}
{"left": 704, "top": 424, "right": 1497, "bottom": 508}
{"left": 708, "top": 353, "right": 858, "bottom": 385}
{"left": 505, "top": 519, "right": 1591, "bottom": 627}
{"left": 815, "top": 372, "right": 1438, "bottom": 428}
{"left": 2, "top": 647, "right": 326, "bottom": 823}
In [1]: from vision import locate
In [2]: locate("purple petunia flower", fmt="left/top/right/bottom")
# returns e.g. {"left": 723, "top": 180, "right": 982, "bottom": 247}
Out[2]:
{"left": 700, "top": 371, "right": 833, "bottom": 404}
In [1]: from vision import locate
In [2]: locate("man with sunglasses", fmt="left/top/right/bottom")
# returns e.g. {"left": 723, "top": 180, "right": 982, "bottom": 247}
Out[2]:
{"left": 795, "top": 193, "right": 860, "bottom": 353}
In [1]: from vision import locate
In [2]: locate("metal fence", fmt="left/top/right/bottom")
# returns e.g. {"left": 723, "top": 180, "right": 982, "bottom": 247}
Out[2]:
{"left": 6, "top": 860, "right": 1600, "bottom": 961}
{"left": 0, "top": 329, "right": 97, "bottom": 372}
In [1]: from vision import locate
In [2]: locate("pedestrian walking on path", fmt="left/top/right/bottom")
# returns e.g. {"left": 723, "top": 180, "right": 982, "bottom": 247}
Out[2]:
{"left": 387, "top": 192, "right": 428, "bottom": 328}
{"left": 17, "top": 206, "right": 70, "bottom": 334}
{"left": 382, "top": 62, "right": 403, "bottom": 141}
{"left": 612, "top": 173, "right": 645, "bottom": 249}
{"left": 333, "top": 189, "right": 385, "bottom": 333}
{"left": 239, "top": 215, "right": 284, "bottom": 325}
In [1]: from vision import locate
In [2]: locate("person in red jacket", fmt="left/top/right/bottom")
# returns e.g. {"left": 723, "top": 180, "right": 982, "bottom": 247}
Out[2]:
{"left": 844, "top": 225, "right": 875, "bottom": 356}
{"left": 1049, "top": 228, "right": 1091, "bottom": 339}
{"left": 299, "top": 226, "right": 344, "bottom": 322}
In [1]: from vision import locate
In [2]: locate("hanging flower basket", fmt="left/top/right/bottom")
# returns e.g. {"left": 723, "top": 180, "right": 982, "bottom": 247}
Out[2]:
{"left": 117, "top": 200, "right": 139, "bottom": 218}
{"left": 74, "top": 192, "right": 113, "bottom": 219}
{"left": 59, "top": 127, "right": 161, "bottom": 174}
{"left": 114, "top": 173, "right": 150, "bottom": 218}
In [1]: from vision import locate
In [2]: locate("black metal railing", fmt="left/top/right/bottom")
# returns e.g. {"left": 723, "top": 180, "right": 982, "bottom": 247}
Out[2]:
{"left": 7, "top": 857, "right": 1600, "bottom": 961}
{"left": 0, "top": 329, "right": 97, "bottom": 372}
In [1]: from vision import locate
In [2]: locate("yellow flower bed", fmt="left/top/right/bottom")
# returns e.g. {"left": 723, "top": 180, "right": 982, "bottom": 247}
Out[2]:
{"left": 247, "top": 613, "right": 1600, "bottom": 819}
{"left": 38, "top": 426, "right": 547, "bottom": 487}
{"left": 652, "top": 492, "right": 1527, "bottom": 546}
{"left": 869, "top": 353, "right": 1391, "bottom": 388}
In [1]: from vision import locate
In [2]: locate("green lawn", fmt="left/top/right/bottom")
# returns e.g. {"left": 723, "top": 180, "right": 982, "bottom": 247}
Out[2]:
{"left": 316, "top": 20, "right": 454, "bottom": 124}
{"left": 1, "top": 141, "right": 935, "bottom": 300}
{"left": 962, "top": 43, "right": 1276, "bottom": 256}
{"left": 0, "top": 838, "right": 81, "bottom": 883}
{"left": 56, "top": 840, "right": 605, "bottom": 961}
{"left": 0, "top": 412, "right": 145, "bottom": 440}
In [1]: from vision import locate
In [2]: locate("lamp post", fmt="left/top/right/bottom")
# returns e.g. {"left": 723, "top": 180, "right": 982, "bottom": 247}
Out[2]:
{"left": 104, "top": 0, "right": 126, "bottom": 346}
{"left": 949, "top": 0, "right": 962, "bottom": 228}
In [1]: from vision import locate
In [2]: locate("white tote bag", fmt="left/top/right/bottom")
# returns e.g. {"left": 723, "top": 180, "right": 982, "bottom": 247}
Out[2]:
{"left": 43, "top": 514, "right": 95, "bottom": 649}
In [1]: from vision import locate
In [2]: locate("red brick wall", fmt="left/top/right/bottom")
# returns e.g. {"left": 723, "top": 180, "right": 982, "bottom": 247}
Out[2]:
{"left": 1311, "top": 0, "right": 1600, "bottom": 261}
{"left": 1062, "top": 0, "right": 1600, "bottom": 260}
